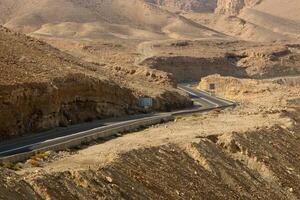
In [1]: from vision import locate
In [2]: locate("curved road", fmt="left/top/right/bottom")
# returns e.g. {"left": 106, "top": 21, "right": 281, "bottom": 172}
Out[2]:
{"left": 178, "top": 83, "right": 234, "bottom": 108}
{"left": 0, "top": 84, "right": 235, "bottom": 158}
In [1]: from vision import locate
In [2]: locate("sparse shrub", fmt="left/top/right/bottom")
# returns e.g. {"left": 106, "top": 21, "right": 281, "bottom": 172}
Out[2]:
{"left": 176, "top": 116, "right": 183, "bottom": 120}
{"left": 0, "top": 161, "right": 23, "bottom": 171}
{"left": 30, "top": 151, "right": 52, "bottom": 162}
{"left": 28, "top": 159, "right": 41, "bottom": 167}
{"left": 192, "top": 113, "right": 200, "bottom": 118}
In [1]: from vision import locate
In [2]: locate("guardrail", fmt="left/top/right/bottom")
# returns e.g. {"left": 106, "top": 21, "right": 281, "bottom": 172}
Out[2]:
{"left": 198, "top": 89, "right": 238, "bottom": 105}
{"left": 0, "top": 114, "right": 173, "bottom": 163}
{"left": 0, "top": 92, "right": 236, "bottom": 163}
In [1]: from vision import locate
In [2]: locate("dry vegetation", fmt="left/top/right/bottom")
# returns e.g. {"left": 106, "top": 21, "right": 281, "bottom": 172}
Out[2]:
{"left": 0, "top": 0, "right": 300, "bottom": 199}
{"left": 0, "top": 76, "right": 299, "bottom": 199}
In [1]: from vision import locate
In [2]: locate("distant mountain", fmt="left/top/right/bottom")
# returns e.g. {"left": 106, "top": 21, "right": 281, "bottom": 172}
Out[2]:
{"left": 215, "top": 0, "right": 261, "bottom": 15}
{"left": 0, "top": 0, "right": 223, "bottom": 40}
{"left": 146, "top": 0, "right": 217, "bottom": 12}
{"left": 211, "top": 0, "right": 300, "bottom": 41}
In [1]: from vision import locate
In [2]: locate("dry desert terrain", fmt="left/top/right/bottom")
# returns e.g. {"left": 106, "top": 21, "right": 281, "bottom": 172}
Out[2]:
{"left": 0, "top": 0, "right": 300, "bottom": 199}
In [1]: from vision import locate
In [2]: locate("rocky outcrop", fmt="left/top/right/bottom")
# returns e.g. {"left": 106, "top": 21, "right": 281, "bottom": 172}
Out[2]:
{"left": 12, "top": 125, "right": 299, "bottom": 199}
{"left": 1, "top": 95, "right": 299, "bottom": 199}
{"left": 0, "top": 26, "right": 138, "bottom": 139}
{"left": 0, "top": 74, "right": 139, "bottom": 139}
{"left": 215, "top": 0, "right": 261, "bottom": 15}
{"left": 146, "top": 0, "right": 217, "bottom": 12}
{"left": 0, "top": 26, "right": 191, "bottom": 139}
{"left": 198, "top": 74, "right": 274, "bottom": 97}
{"left": 0, "top": 169, "right": 41, "bottom": 199}
{"left": 141, "top": 56, "right": 248, "bottom": 82}
{"left": 215, "top": 0, "right": 245, "bottom": 15}
{"left": 139, "top": 40, "right": 300, "bottom": 82}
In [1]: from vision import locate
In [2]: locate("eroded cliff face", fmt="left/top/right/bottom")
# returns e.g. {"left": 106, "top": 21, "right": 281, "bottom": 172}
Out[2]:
{"left": 215, "top": 0, "right": 261, "bottom": 15}
{"left": 141, "top": 56, "right": 247, "bottom": 81}
{"left": 139, "top": 40, "right": 300, "bottom": 82}
{"left": 0, "top": 26, "right": 191, "bottom": 139}
{"left": 0, "top": 26, "right": 138, "bottom": 139}
{"left": 2, "top": 123, "right": 299, "bottom": 199}
{"left": 146, "top": 0, "right": 217, "bottom": 12}
{"left": 1, "top": 72, "right": 299, "bottom": 199}
{"left": 198, "top": 74, "right": 275, "bottom": 99}
{"left": 0, "top": 169, "right": 42, "bottom": 200}
{"left": 0, "top": 74, "right": 139, "bottom": 139}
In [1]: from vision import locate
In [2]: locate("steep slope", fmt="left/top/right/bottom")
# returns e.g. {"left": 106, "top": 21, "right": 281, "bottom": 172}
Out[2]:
{"left": 216, "top": 0, "right": 300, "bottom": 20}
{"left": 215, "top": 0, "right": 261, "bottom": 15}
{"left": 253, "top": 0, "right": 300, "bottom": 21}
{"left": 138, "top": 40, "right": 300, "bottom": 81}
{"left": 0, "top": 26, "right": 191, "bottom": 140}
{"left": 239, "top": 8, "right": 300, "bottom": 40}
{"left": 0, "top": 26, "right": 140, "bottom": 139}
{"left": 146, "top": 0, "right": 217, "bottom": 13}
{"left": 212, "top": 0, "right": 300, "bottom": 42}
{"left": 2, "top": 0, "right": 299, "bottom": 42}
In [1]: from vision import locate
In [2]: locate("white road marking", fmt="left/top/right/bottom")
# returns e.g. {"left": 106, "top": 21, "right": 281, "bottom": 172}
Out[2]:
{"left": 197, "top": 89, "right": 233, "bottom": 104}
{"left": 0, "top": 116, "right": 166, "bottom": 155}
{"left": 200, "top": 97, "right": 219, "bottom": 108}
{"left": 179, "top": 86, "right": 220, "bottom": 107}
{"left": 179, "top": 85, "right": 234, "bottom": 106}
{"left": 0, "top": 144, "right": 33, "bottom": 155}
{"left": 1, "top": 85, "right": 233, "bottom": 157}
{"left": 178, "top": 87, "right": 198, "bottom": 96}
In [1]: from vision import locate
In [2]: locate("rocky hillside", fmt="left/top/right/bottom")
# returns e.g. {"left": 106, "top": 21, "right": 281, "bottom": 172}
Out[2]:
{"left": 139, "top": 40, "right": 300, "bottom": 81}
{"left": 0, "top": 0, "right": 223, "bottom": 41}
{"left": 146, "top": 0, "right": 217, "bottom": 12}
{"left": 215, "top": 0, "right": 261, "bottom": 15}
{"left": 0, "top": 26, "right": 139, "bottom": 139}
{"left": 181, "top": 0, "right": 300, "bottom": 42}
{"left": 1, "top": 77, "right": 299, "bottom": 199}
{"left": 2, "top": 123, "right": 300, "bottom": 199}
{"left": 0, "top": 26, "right": 190, "bottom": 139}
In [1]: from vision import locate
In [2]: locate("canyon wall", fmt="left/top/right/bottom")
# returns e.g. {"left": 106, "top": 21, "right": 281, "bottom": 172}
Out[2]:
{"left": 0, "top": 26, "right": 191, "bottom": 139}
{"left": 215, "top": 0, "right": 261, "bottom": 15}
{"left": 146, "top": 0, "right": 217, "bottom": 12}
{"left": 141, "top": 56, "right": 247, "bottom": 82}
{"left": 0, "top": 74, "right": 139, "bottom": 139}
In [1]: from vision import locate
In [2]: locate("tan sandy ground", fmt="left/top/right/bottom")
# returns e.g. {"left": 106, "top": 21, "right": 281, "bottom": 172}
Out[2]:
{"left": 20, "top": 75, "right": 299, "bottom": 173}
{"left": 6, "top": 75, "right": 297, "bottom": 200}
{"left": 0, "top": 0, "right": 300, "bottom": 198}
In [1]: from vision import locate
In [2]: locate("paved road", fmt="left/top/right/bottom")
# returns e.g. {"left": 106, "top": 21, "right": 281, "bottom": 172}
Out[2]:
{"left": 0, "top": 113, "right": 159, "bottom": 157}
{"left": 0, "top": 84, "right": 235, "bottom": 158}
{"left": 178, "top": 83, "right": 234, "bottom": 108}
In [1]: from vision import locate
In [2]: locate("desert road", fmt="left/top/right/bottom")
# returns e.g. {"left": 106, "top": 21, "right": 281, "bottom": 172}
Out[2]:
{"left": 0, "top": 84, "right": 235, "bottom": 158}
{"left": 177, "top": 83, "right": 234, "bottom": 108}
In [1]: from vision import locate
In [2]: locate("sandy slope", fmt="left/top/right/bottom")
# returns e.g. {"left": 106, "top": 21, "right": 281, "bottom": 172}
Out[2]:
{"left": 232, "top": 0, "right": 300, "bottom": 42}
{"left": 238, "top": 7, "right": 300, "bottom": 40}
{"left": 182, "top": 0, "right": 300, "bottom": 42}
{"left": 0, "top": 0, "right": 224, "bottom": 40}
{"left": 0, "top": 1, "right": 300, "bottom": 198}
{"left": 1, "top": 0, "right": 300, "bottom": 42}
{"left": 254, "top": 0, "right": 300, "bottom": 21}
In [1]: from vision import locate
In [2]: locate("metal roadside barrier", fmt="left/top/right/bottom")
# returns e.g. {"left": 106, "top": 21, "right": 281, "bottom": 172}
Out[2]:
{"left": 0, "top": 91, "right": 237, "bottom": 163}
{"left": 0, "top": 114, "right": 174, "bottom": 163}
{"left": 172, "top": 103, "right": 235, "bottom": 116}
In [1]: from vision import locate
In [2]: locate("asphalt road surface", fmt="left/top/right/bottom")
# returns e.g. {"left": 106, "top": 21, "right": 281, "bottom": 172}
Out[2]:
{"left": 178, "top": 83, "right": 234, "bottom": 108}
{"left": 0, "top": 84, "right": 235, "bottom": 158}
